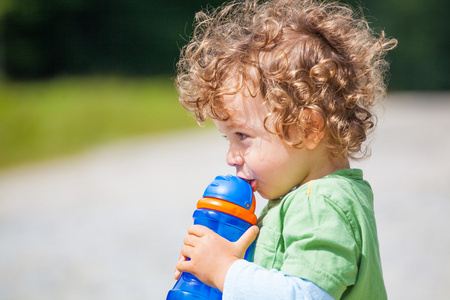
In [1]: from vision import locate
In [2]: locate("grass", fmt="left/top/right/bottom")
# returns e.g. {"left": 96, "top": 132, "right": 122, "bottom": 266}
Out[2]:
{"left": 0, "top": 76, "right": 199, "bottom": 170}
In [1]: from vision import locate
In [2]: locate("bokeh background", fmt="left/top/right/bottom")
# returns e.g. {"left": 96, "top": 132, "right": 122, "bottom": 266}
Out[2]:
{"left": 0, "top": 0, "right": 449, "bottom": 299}
{"left": 1, "top": 0, "right": 449, "bottom": 170}
{"left": 2, "top": 0, "right": 450, "bottom": 88}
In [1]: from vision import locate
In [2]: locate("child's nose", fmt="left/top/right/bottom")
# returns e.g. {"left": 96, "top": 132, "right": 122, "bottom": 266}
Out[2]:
{"left": 226, "top": 148, "right": 244, "bottom": 167}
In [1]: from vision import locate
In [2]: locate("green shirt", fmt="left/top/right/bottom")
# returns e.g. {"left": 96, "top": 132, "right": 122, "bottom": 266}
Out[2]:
{"left": 254, "top": 169, "right": 387, "bottom": 299}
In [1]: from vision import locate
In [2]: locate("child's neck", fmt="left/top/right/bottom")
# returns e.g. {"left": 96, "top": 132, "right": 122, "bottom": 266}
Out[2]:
{"left": 301, "top": 146, "right": 350, "bottom": 187}
{"left": 312, "top": 157, "right": 349, "bottom": 182}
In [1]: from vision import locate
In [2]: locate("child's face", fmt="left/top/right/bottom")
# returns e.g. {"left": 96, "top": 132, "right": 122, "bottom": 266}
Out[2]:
{"left": 214, "top": 91, "right": 319, "bottom": 200}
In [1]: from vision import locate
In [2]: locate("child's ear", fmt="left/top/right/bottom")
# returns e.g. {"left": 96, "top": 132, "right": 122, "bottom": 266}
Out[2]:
{"left": 302, "top": 110, "right": 325, "bottom": 150}
{"left": 304, "top": 129, "right": 325, "bottom": 150}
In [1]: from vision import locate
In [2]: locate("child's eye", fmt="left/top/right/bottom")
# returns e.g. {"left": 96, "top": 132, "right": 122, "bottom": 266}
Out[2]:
{"left": 236, "top": 132, "right": 248, "bottom": 140}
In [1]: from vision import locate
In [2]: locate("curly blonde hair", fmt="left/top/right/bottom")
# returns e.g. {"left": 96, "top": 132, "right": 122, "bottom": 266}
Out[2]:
{"left": 176, "top": 0, "right": 397, "bottom": 159}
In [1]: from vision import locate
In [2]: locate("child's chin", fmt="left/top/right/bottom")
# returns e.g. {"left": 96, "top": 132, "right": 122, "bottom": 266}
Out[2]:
{"left": 257, "top": 190, "right": 270, "bottom": 200}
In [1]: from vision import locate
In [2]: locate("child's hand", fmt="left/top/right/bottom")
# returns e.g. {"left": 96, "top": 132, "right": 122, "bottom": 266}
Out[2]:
{"left": 173, "top": 253, "right": 187, "bottom": 281}
{"left": 175, "top": 224, "right": 259, "bottom": 292}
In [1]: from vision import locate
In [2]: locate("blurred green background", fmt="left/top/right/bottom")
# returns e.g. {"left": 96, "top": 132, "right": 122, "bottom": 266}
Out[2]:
{"left": 0, "top": 0, "right": 449, "bottom": 170}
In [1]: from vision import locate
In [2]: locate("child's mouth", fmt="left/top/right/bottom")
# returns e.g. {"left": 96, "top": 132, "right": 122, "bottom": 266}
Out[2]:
{"left": 250, "top": 180, "right": 256, "bottom": 192}
{"left": 245, "top": 179, "right": 256, "bottom": 191}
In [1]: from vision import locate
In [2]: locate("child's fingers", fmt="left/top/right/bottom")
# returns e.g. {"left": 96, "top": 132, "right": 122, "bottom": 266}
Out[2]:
{"left": 177, "top": 253, "right": 187, "bottom": 264}
{"left": 174, "top": 254, "right": 186, "bottom": 280}
{"left": 179, "top": 253, "right": 187, "bottom": 261}
{"left": 183, "top": 234, "right": 200, "bottom": 247}
{"left": 180, "top": 244, "right": 195, "bottom": 260}
{"left": 176, "top": 255, "right": 192, "bottom": 274}
{"left": 187, "top": 224, "right": 213, "bottom": 237}
{"left": 234, "top": 225, "right": 259, "bottom": 254}
{"left": 174, "top": 269, "right": 182, "bottom": 280}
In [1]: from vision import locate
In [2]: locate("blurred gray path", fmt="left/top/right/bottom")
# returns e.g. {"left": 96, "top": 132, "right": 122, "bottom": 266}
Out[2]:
{"left": 0, "top": 93, "right": 449, "bottom": 299}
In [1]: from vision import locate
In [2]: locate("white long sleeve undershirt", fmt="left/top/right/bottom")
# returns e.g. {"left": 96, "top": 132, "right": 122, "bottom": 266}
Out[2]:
{"left": 223, "top": 259, "right": 334, "bottom": 300}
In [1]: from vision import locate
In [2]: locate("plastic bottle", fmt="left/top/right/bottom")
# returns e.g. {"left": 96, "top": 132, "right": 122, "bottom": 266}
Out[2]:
{"left": 166, "top": 174, "right": 257, "bottom": 300}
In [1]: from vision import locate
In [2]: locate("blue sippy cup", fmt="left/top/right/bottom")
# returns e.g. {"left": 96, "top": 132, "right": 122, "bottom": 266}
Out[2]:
{"left": 166, "top": 175, "right": 257, "bottom": 300}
